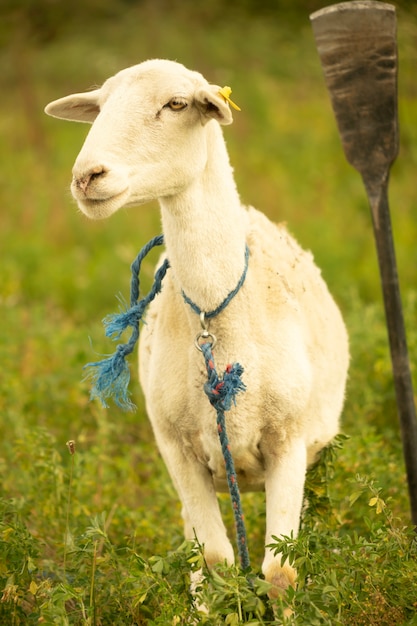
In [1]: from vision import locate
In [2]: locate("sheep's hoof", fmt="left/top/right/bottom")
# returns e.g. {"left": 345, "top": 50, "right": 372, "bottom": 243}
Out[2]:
{"left": 264, "top": 562, "right": 297, "bottom": 599}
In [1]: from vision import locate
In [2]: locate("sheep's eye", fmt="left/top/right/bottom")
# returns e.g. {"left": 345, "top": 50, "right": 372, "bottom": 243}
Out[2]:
{"left": 166, "top": 98, "right": 187, "bottom": 111}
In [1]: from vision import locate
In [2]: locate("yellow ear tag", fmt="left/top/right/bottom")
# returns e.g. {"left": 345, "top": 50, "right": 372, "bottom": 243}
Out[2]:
{"left": 218, "top": 86, "right": 241, "bottom": 111}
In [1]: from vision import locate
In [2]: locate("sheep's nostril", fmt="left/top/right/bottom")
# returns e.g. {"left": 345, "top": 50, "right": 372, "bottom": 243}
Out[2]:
{"left": 77, "top": 176, "right": 90, "bottom": 193}
{"left": 76, "top": 166, "right": 106, "bottom": 193}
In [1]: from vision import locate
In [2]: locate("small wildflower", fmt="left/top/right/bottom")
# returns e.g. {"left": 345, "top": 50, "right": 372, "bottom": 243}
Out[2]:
{"left": 66, "top": 440, "right": 76, "bottom": 455}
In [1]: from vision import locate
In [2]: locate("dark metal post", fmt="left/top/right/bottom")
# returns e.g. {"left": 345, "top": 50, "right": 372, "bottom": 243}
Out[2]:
{"left": 311, "top": 1, "right": 417, "bottom": 525}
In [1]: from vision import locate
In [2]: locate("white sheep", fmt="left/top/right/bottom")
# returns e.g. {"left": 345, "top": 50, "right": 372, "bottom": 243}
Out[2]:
{"left": 45, "top": 59, "right": 349, "bottom": 597}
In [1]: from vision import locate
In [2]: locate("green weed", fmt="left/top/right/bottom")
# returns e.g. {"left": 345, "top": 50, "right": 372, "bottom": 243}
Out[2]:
{"left": 1, "top": 437, "right": 416, "bottom": 624}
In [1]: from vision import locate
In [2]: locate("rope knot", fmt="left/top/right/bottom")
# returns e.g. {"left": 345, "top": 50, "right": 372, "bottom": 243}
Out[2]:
{"left": 103, "top": 300, "right": 146, "bottom": 340}
{"left": 204, "top": 363, "right": 246, "bottom": 411}
{"left": 201, "top": 344, "right": 246, "bottom": 411}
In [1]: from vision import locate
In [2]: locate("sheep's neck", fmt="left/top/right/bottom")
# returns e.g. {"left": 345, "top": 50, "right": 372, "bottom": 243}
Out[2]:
{"left": 159, "top": 128, "right": 248, "bottom": 314}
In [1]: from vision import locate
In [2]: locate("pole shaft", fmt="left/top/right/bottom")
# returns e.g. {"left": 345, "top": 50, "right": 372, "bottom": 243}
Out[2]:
{"left": 367, "top": 177, "right": 417, "bottom": 526}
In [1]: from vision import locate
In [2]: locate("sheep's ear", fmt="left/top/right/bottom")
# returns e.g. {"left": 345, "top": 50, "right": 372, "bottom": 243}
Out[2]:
{"left": 195, "top": 85, "right": 234, "bottom": 126}
{"left": 44, "top": 90, "right": 101, "bottom": 123}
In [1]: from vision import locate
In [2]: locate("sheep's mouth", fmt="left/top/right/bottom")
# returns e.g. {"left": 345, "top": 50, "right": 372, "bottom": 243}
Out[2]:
{"left": 75, "top": 189, "right": 130, "bottom": 219}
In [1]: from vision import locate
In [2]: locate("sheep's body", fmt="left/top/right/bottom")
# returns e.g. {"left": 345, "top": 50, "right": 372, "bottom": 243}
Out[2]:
{"left": 45, "top": 59, "right": 349, "bottom": 594}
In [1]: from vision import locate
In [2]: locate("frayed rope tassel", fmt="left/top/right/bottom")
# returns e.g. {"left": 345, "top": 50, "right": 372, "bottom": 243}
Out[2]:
{"left": 84, "top": 235, "right": 169, "bottom": 410}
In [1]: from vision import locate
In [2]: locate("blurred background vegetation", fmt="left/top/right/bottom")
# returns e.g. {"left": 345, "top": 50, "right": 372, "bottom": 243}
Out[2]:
{"left": 0, "top": 0, "right": 417, "bottom": 621}
{"left": 2, "top": 0, "right": 417, "bottom": 307}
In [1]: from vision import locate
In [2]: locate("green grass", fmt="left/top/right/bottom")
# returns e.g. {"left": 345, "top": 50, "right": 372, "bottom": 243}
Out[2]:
{"left": 1, "top": 3, "right": 417, "bottom": 624}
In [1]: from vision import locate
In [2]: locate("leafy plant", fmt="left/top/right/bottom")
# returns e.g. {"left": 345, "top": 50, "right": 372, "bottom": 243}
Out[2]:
{"left": 268, "top": 443, "right": 417, "bottom": 625}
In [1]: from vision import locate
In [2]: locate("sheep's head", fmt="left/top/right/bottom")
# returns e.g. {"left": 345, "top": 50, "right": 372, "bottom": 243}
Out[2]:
{"left": 45, "top": 59, "right": 235, "bottom": 219}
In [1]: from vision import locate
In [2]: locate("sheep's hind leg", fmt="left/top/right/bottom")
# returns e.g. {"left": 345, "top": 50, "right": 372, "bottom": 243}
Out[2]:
{"left": 262, "top": 438, "right": 307, "bottom": 598}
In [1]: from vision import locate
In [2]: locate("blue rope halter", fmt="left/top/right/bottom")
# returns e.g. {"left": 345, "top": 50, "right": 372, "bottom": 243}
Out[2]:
{"left": 84, "top": 235, "right": 251, "bottom": 569}
{"left": 182, "top": 244, "right": 250, "bottom": 319}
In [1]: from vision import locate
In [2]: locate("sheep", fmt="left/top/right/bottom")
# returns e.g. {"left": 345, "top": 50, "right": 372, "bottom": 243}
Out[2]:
{"left": 45, "top": 58, "right": 349, "bottom": 597}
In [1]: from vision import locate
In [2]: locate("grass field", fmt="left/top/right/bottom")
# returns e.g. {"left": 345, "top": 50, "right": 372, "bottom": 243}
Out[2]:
{"left": 1, "top": 3, "right": 417, "bottom": 624}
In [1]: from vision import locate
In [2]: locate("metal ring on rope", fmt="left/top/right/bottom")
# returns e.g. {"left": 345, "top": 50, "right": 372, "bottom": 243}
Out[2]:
{"left": 195, "top": 330, "right": 217, "bottom": 351}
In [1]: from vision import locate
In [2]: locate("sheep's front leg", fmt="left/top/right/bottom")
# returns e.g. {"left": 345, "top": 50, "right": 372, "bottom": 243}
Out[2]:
{"left": 181, "top": 464, "right": 235, "bottom": 569}
{"left": 262, "top": 438, "right": 307, "bottom": 596}
{"left": 154, "top": 429, "right": 235, "bottom": 569}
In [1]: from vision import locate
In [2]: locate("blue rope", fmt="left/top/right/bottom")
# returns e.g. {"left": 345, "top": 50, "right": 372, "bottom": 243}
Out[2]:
{"left": 84, "top": 235, "right": 168, "bottom": 410}
{"left": 200, "top": 342, "right": 250, "bottom": 570}
{"left": 182, "top": 245, "right": 250, "bottom": 318}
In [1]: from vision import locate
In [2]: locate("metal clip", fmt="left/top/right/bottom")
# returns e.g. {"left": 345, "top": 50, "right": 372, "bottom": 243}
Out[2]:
{"left": 194, "top": 312, "right": 217, "bottom": 351}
